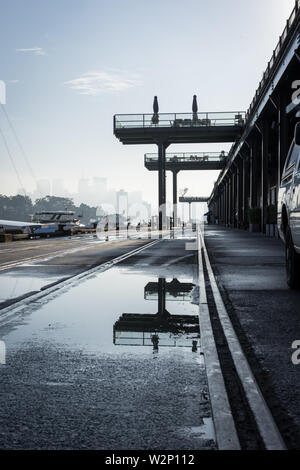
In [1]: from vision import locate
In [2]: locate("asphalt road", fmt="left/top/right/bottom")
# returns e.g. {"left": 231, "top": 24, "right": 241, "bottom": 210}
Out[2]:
{"left": 0, "top": 233, "right": 216, "bottom": 450}
{"left": 1, "top": 227, "right": 300, "bottom": 450}
{"left": 0, "top": 233, "right": 159, "bottom": 308}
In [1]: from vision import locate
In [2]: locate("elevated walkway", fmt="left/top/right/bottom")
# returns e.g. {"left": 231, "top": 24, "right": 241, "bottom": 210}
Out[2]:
{"left": 179, "top": 197, "right": 209, "bottom": 203}
{"left": 113, "top": 279, "right": 199, "bottom": 347}
{"left": 145, "top": 152, "right": 227, "bottom": 171}
{"left": 114, "top": 108, "right": 245, "bottom": 230}
{"left": 114, "top": 112, "right": 245, "bottom": 144}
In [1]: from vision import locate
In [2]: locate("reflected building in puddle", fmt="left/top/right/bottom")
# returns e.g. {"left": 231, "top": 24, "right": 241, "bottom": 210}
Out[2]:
{"left": 113, "top": 278, "right": 200, "bottom": 350}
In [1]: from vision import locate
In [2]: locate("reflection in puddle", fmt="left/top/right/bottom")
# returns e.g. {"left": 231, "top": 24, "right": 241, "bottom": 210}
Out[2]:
{"left": 0, "top": 261, "right": 216, "bottom": 450}
{"left": 144, "top": 279, "right": 195, "bottom": 302}
{"left": 114, "top": 278, "right": 200, "bottom": 350}
{"left": 1, "top": 268, "right": 200, "bottom": 357}
{"left": 0, "top": 274, "right": 58, "bottom": 303}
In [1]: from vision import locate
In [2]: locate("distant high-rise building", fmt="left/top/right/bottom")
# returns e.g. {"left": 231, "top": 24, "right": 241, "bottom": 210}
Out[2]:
{"left": 36, "top": 179, "right": 51, "bottom": 198}
{"left": 52, "top": 179, "right": 66, "bottom": 197}
{"left": 78, "top": 178, "right": 90, "bottom": 201}
{"left": 142, "top": 201, "right": 152, "bottom": 220}
{"left": 117, "top": 189, "right": 128, "bottom": 218}
{"left": 93, "top": 177, "right": 107, "bottom": 192}
{"left": 92, "top": 177, "right": 107, "bottom": 205}
{"left": 128, "top": 191, "right": 142, "bottom": 206}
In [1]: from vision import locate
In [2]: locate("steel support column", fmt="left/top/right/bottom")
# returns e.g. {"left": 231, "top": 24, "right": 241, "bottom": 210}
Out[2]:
{"left": 225, "top": 181, "right": 227, "bottom": 225}
{"left": 158, "top": 142, "right": 169, "bottom": 231}
{"left": 231, "top": 171, "right": 235, "bottom": 227}
{"left": 228, "top": 178, "right": 232, "bottom": 226}
{"left": 225, "top": 184, "right": 227, "bottom": 224}
{"left": 225, "top": 180, "right": 229, "bottom": 226}
{"left": 242, "top": 157, "right": 246, "bottom": 226}
{"left": 231, "top": 174, "right": 234, "bottom": 226}
{"left": 158, "top": 278, "right": 167, "bottom": 315}
{"left": 172, "top": 170, "right": 179, "bottom": 228}
{"left": 278, "top": 93, "right": 289, "bottom": 197}
{"left": 223, "top": 187, "right": 225, "bottom": 223}
{"left": 249, "top": 147, "right": 254, "bottom": 208}
{"left": 236, "top": 164, "right": 240, "bottom": 228}
{"left": 261, "top": 121, "right": 269, "bottom": 233}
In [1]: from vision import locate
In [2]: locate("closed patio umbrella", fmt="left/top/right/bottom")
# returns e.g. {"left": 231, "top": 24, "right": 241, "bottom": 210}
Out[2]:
{"left": 153, "top": 96, "right": 159, "bottom": 114}
{"left": 192, "top": 95, "right": 198, "bottom": 123}
{"left": 192, "top": 95, "right": 198, "bottom": 113}
{"left": 152, "top": 96, "right": 159, "bottom": 125}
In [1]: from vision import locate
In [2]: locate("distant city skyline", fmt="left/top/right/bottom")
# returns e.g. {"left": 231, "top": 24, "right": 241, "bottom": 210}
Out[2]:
{"left": 15, "top": 174, "right": 207, "bottom": 221}
{"left": 17, "top": 175, "right": 153, "bottom": 213}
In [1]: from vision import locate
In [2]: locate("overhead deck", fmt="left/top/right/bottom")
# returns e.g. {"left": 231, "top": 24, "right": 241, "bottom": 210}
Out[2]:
{"left": 180, "top": 197, "right": 209, "bottom": 221}
{"left": 114, "top": 112, "right": 245, "bottom": 145}
{"left": 114, "top": 108, "right": 245, "bottom": 229}
{"left": 144, "top": 152, "right": 227, "bottom": 171}
{"left": 179, "top": 197, "right": 209, "bottom": 203}
{"left": 144, "top": 152, "right": 223, "bottom": 226}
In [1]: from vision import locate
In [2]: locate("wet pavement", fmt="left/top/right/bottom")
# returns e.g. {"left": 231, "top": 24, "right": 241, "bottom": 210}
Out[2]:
{"left": 204, "top": 225, "right": 300, "bottom": 449}
{"left": 0, "top": 234, "right": 163, "bottom": 308}
{"left": 3, "top": 226, "right": 299, "bottom": 449}
{"left": 0, "top": 234, "right": 216, "bottom": 450}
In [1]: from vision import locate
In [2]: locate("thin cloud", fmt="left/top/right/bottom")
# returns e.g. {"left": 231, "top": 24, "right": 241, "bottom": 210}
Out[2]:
{"left": 64, "top": 71, "right": 141, "bottom": 95}
{"left": 16, "top": 47, "right": 46, "bottom": 56}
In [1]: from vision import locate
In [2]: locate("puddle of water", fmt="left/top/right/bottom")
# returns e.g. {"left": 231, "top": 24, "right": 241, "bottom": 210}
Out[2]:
{"left": 0, "top": 273, "right": 60, "bottom": 302}
{"left": 180, "top": 418, "right": 216, "bottom": 441}
{"left": 2, "top": 267, "right": 200, "bottom": 357}
{"left": 0, "top": 257, "right": 217, "bottom": 450}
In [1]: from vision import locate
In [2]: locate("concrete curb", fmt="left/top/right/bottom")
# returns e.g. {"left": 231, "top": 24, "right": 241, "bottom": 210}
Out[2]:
{"left": 200, "top": 228, "right": 286, "bottom": 450}
{"left": 197, "top": 231, "right": 241, "bottom": 450}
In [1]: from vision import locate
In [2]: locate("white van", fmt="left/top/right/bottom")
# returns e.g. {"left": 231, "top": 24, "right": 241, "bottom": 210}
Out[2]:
{"left": 278, "top": 122, "right": 300, "bottom": 288}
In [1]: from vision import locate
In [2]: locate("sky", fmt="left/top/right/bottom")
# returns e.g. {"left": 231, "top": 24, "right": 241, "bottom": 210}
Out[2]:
{"left": 0, "top": 0, "right": 296, "bottom": 208}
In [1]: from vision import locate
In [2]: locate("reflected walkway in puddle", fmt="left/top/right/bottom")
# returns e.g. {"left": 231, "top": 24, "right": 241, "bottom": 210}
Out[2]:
{"left": 0, "top": 253, "right": 216, "bottom": 450}
{"left": 114, "top": 278, "right": 200, "bottom": 350}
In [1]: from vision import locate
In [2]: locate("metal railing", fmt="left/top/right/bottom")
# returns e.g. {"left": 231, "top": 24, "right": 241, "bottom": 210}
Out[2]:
{"left": 245, "top": 0, "right": 300, "bottom": 123}
{"left": 114, "top": 112, "right": 246, "bottom": 130}
{"left": 145, "top": 152, "right": 228, "bottom": 164}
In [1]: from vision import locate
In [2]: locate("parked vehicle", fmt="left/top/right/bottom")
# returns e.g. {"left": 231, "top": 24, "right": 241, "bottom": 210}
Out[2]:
{"left": 278, "top": 122, "right": 300, "bottom": 288}
{"left": 32, "top": 211, "right": 80, "bottom": 237}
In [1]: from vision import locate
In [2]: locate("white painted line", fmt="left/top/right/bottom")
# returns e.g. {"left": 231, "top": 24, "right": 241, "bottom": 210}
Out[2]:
{"left": 0, "top": 239, "right": 160, "bottom": 327}
{"left": 0, "top": 240, "right": 110, "bottom": 271}
{"left": 0, "top": 231, "right": 171, "bottom": 271}
{"left": 197, "top": 230, "right": 241, "bottom": 450}
{"left": 199, "top": 227, "right": 286, "bottom": 450}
